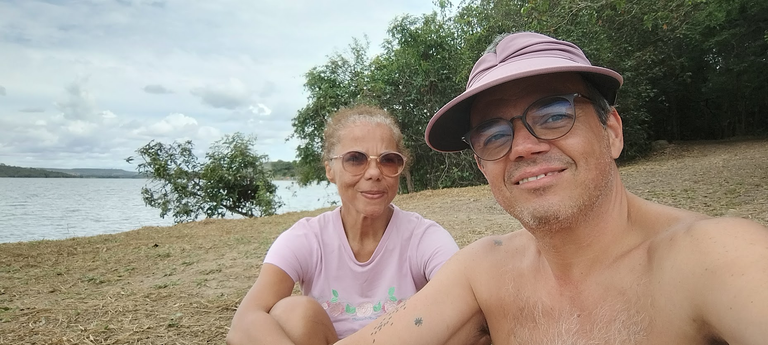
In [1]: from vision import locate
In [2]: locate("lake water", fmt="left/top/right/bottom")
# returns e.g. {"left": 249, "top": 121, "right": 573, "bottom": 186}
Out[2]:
{"left": 0, "top": 178, "right": 340, "bottom": 244}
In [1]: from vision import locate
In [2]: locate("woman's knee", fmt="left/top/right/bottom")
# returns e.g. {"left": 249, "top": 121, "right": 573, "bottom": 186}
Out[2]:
{"left": 271, "top": 295, "right": 326, "bottom": 320}
{"left": 271, "top": 296, "right": 338, "bottom": 344}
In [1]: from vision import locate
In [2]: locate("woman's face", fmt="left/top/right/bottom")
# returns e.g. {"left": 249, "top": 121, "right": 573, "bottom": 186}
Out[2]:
{"left": 325, "top": 122, "right": 401, "bottom": 219}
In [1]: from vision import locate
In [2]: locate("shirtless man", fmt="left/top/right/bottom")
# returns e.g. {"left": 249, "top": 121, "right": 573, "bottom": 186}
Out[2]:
{"left": 336, "top": 32, "right": 768, "bottom": 345}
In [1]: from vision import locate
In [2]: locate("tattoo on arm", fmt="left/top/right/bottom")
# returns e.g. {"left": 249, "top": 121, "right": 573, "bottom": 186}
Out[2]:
{"left": 370, "top": 300, "right": 408, "bottom": 342}
{"left": 493, "top": 239, "right": 503, "bottom": 246}
{"left": 414, "top": 317, "right": 423, "bottom": 327}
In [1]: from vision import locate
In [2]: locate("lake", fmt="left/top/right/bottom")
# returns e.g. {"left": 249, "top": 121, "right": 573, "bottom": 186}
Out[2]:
{"left": 0, "top": 178, "right": 340, "bottom": 243}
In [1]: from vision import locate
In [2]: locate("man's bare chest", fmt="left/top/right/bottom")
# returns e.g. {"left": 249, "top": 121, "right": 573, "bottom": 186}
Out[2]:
{"left": 476, "top": 274, "right": 719, "bottom": 345}
{"left": 484, "top": 291, "right": 651, "bottom": 345}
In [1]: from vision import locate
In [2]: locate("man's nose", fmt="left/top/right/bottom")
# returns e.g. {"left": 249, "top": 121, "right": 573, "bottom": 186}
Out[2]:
{"left": 507, "top": 120, "right": 550, "bottom": 160}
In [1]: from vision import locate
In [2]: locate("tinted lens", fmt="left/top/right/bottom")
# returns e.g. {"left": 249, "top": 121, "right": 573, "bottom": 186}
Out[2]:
{"left": 342, "top": 151, "right": 369, "bottom": 174}
{"left": 468, "top": 119, "right": 514, "bottom": 161}
{"left": 378, "top": 152, "right": 405, "bottom": 176}
{"left": 526, "top": 97, "right": 576, "bottom": 139}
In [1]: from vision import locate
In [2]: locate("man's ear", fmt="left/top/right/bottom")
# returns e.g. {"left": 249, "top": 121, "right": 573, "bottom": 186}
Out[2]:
{"left": 606, "top": 108, "right": 624, "bottom": 159}
{"left": 475, "top": 155, "right": 489, "bottom": 181}
{"left": 325, "top": 161, "right": 335, "bottom": 184}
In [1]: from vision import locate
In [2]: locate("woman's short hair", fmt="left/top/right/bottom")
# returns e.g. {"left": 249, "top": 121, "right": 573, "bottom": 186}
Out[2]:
{"left": 322, "top": 105, "right": 411, "bottom": 169}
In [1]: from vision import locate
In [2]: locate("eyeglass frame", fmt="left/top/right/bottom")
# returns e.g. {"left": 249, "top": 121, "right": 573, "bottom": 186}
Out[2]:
{"left": 329, "top": 150, "right": 407, "bottom": 177}
{"left": 461, "top": 93, "right": 593, "bottom": 161}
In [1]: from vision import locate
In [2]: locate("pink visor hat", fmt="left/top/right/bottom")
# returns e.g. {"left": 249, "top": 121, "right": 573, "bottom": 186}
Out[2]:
{"left": 425, "top": 32, "right": 623, "bottom": 152}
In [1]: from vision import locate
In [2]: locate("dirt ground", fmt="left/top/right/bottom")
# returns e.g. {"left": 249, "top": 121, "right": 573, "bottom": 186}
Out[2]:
{"left": 1, "top": 139, "right": 766, "bottom": 344}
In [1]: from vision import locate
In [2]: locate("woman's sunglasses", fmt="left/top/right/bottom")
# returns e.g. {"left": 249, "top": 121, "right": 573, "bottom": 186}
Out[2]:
{"left": 329, "top": 151, "right": 406, "bottom": 177}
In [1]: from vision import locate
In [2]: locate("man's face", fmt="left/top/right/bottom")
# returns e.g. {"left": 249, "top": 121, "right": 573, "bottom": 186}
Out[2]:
{"left": 469, "top": 73, "right": 624, "bottom": 231}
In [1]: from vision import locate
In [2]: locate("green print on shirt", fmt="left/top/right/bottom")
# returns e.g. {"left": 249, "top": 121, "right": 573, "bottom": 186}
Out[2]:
{"left": 320, "top": 287, "right": 403, "bottom": 319}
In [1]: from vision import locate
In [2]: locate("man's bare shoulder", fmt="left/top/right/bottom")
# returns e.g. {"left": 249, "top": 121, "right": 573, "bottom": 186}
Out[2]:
{"left": 647, "top": 215, "right": 768, "bottom": 342}
{"left": 452, "top": 230, "right": 537, "bottom": 281}
{"left": 650, "top": 214, "right": 768, "bottom": 288}
{"left": 462, "top": 230, "right": 535, "bottom": 256}
{"left": 653, "top": 215, "right": 768, "bottom": 257}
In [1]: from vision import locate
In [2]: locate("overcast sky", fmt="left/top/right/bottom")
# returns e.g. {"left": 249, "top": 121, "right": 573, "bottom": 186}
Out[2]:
{"left": 0, "top": 0, "right": 435, "bottom": 170}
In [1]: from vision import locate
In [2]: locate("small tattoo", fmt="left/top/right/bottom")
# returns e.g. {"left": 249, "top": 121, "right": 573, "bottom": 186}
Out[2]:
{"left": 493, "top": 239, "right": 503, "bottom": 246}
{"left": 414, "top": 317, "right": 423, "bottom": 327}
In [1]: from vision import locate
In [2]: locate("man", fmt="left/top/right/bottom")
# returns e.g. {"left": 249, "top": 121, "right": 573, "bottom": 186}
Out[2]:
{"left": 336, "top": 32, "right": 768, "bottom": 344}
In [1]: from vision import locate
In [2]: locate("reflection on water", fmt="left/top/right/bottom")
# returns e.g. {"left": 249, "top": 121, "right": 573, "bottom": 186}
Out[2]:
{"left": 0, "top": 178, "right": 340, "bottom": 243}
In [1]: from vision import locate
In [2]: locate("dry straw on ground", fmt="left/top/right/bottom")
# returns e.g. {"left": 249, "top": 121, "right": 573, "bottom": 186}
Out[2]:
{"left": 1, "top": 139, "right": 767, "bottom": 344}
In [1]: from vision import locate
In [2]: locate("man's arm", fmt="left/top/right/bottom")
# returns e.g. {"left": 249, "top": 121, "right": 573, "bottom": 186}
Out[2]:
{"left": 681, "top": 218, "right": 768, "bottom": 344}
{"left": 337, "top": 244, "right": 486, "bottom": 345}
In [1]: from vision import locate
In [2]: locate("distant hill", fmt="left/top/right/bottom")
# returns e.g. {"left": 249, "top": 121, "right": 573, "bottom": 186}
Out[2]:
{"left": 0, "top": 164, "right": 77, "bottom": 178}
{"left": 3, "top": 161, "right": 293, "bottom": 179}
{"left": 44, "top": 168, "right": 141, "bottom": 178}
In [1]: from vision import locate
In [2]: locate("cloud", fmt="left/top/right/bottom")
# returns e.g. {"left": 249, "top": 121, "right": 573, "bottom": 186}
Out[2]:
{"left": 0, "top": 0, "right": 437, "bottom": 169}
{"left": 143, "top": 84, "right": 173, "bottom": 94}
{"left": 190, "top": 78, "right": 252, "bottom": 110}
{"left": 138, "top": 113, "right": 198, "bottom": 136}
{"left": 248, "top": 103, "right": 272, "bottom": 116}
{"left": 259, "top": 81, "right": 277, "bottom": 98}
{"left": 19, "top": 107, "right": 46, "bottom": 113}
{"left": 54, "top": 79, "right": 99, "bottom": 121}
{"left": 223, "top": 103, "right": 273, "bottom": 123}
{"left": 0, "top": 109, "right": 222, "bottom": 170}
{"left": 116, "top": 0, "right": 167, "bottom": 8}
{"left": 131, "top": 113, "right": 221, "bottom": 142}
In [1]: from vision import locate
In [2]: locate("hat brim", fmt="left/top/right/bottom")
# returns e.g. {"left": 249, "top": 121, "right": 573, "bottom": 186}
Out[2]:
{"left": 425, "top": 58, "right": 622, "bottom": 152}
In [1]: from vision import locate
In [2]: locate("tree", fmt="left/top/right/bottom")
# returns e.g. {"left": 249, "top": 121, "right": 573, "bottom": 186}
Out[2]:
{"left": 369, "top": 11, "right": 486, "bottom": 190}
{"left": 290, "top": 0, "right": 767, "bottom": 192}
{"left": 290, "top": 11, "right": 488, "bottom": 193}
{"left": 269, "top": 160, "right": 297, "bottom": 179}
{"left": 130, "top": 133, "right": 282, "bottom": 224}
{"left": 290, "top": 38, "right": 373, "bottom": 186}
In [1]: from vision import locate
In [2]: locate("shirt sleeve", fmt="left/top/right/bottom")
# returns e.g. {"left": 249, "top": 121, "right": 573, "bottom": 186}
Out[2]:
{"left": 263, "top": 218, "right": 315, "bottom": 283}
{"left": 412, "top": 219, "right": 460, "bottom": 281}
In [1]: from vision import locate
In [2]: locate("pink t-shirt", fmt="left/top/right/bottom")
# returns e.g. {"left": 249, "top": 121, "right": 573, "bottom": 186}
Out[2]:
{"left": 264, "top": 204, "right": 459, "bottom": 338}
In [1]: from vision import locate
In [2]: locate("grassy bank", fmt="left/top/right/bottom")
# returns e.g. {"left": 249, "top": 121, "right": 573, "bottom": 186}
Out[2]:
{"left": 1, "top": 139, "right": 767, "bottom": 344}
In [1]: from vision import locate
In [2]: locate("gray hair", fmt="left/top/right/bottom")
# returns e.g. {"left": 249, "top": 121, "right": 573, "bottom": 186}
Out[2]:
{"left": 484, "top": 33, "right": 509, "bottom": 54}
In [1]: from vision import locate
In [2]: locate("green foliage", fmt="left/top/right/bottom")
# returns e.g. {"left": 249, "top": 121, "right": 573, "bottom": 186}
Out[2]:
{"left": 291, "top": 0, "right": 767, "bottom": 189}
{"left": 291, "top": 12, "right": 487, "bottom": 191}
{"left": 370, "top": 12, "right": 486, "bottom": 190}
{"left": 131, "top": 133, "right": 282, "bottom": 224}
{"left": 268, "top": 160, "right": 296, "bottom": 179}
{"left": 290, "top": 38, "right": 373, "bottom": 186}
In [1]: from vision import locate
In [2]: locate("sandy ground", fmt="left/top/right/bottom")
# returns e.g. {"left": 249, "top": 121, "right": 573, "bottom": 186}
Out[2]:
{"left": 1, "top": 138, "right": 766, "bottom": 344}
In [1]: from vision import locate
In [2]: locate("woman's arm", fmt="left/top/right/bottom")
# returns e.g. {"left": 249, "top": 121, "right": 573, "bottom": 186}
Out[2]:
{"left": 227, "top": 263, "right": 297, "bottom": 345}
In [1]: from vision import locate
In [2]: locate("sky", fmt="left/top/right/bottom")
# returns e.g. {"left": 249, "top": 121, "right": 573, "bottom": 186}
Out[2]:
{"left": 0, "top": 0, "right": 436, "bottom": 170}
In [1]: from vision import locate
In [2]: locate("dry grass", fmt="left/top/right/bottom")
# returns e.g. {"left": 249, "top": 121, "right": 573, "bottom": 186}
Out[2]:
{"left": 1, "top": 138, "right": 766, "bottom": 344}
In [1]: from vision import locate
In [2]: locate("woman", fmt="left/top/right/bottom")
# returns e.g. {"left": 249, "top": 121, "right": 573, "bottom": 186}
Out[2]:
{"left": 227, "top": 105, "right": 460, "bottom": 345}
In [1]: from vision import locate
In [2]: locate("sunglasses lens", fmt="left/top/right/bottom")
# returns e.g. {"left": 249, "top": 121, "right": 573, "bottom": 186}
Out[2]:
{"left": 379, "top": 153, "right": 405, "bottom": 176}
{"left": 342, "top": 151, "right": 369, "bottom": 174}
